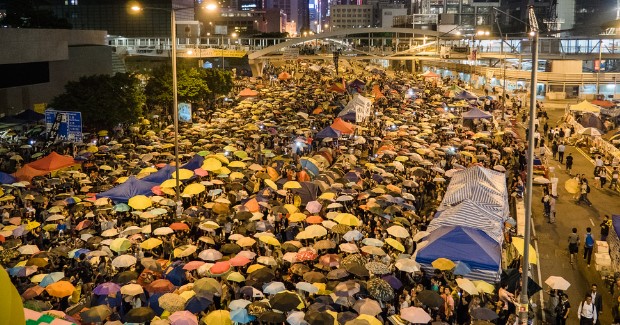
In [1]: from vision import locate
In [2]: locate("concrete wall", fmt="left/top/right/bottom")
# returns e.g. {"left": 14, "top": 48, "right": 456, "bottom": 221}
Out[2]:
{"left": 550, "top": 60, "right": 582, "bottom": 74}
{"left": 0, "top": 29, "right": 112, "bottom": 115}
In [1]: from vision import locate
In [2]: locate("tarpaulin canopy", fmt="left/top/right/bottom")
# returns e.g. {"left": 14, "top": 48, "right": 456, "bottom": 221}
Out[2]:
{"left": 141, "top": 165, "right": 176, "bottom": 184}
{"left": 429, "top": 200, "right": 504, "bottom": 243}
{"left": 420, "top": 71, "right": 440, "bottom": 78}
{"left": 591, "top": 99, "right": 615, "bottom": 108}
{"left": 180, "top": 155, "right": 205, "bottom": 172}
{"left": 416, "top": 225, "right": 501, "bottom": 281}
{"left": 331, "top": 118, "right": 355, "bottom": 134}
{"left": 27, "top": 152, "right": 76, "bottom": 172}
{"left": 238, "top": 88, "right": 258, "bottom": 97}
{"left": 13, "top": 165, "right": 50, "bottom": 181}
{"left": 578, "top": 112, "right": 606, "bottom": 131}
{"left": 0, "top": 172, "right": 17, "bottom": 184}
{"left": 278, "top": 72, "right": 291, "bottom": 80}
{"left": 315, "top": 126, "right": 341, "bottom": 139}
{"left": 570, "top": 100, "right": 601, "bottom": 113}
{"left": 97, "top": 177, "right": 159, "bottom": 203}
{"left": 454, "top": 91, "right": 478, "bottom": 100}
{"left": 439, "top": 166, "right": 509, "bottom": 220}
{"left": 15, "top": 109, "right": 45, "bottom": 122}
{"left": 461, "top": 107, "right": 492, "bottom": 119}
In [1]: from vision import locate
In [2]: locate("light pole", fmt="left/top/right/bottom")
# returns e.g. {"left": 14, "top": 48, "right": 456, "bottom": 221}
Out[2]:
{"left": 131, "top": 3, "right": 217, "bottom": 206}
{"left": 222, "top": 32, "right": 238, "bottom": 70}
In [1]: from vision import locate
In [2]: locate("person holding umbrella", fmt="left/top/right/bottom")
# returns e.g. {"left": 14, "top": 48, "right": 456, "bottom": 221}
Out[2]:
{"left": 556, "top": 294, "right": 570, "bottom": 325}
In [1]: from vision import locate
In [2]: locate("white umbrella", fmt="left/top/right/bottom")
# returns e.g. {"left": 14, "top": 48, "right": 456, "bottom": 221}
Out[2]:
{"left": 263, "top": 281, "right": 286, "bottom": 294}
{"left": 229, "top": 299, "right": 252, "bottom": 310}
{"left": 579, "top": 127, "right": 602, "bottom": 137}
{"left": 394, "top": 258, "right": 420, "bottom": 273}
{"left": 121, "top": 283, "right": 144, "bottom": 296}
{"left": 456, "top": 278, "right": 479, "bottom": 295}
{"left": 545, "top": 276, "right": 571, "bottom": 290}
{"left": 286, "top": 311, "right": 308, "bottom": 325}
{"left": 101, "top": 228, "right": 119, "bottom": 237}
{"left": 153, "top": 227, "right": 174, "bottom": 236}
{"left": 386, "top": 225, "right": 409, "bottom": 238}
{"left": 296, "top": 282, "right": 318, "bottom": 294}
{"left": 400, "top": 307, "right": 431, "bottom": 324}
{"left": 198, "top": 249, "right": 223, "bottom": 261}
{"left": 112, "top": 255, "right": 137, "bottom": 268}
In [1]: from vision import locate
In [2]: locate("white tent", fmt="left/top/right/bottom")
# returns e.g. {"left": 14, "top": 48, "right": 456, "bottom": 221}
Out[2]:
{"left": 338, "top": 94, "right": 372, "bottom": 122}
{"left": 569, "top": 100, "right": 601, "bottom": 114}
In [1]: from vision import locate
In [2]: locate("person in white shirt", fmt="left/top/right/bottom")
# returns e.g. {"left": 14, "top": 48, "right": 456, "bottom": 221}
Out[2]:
{"left": 577, "top": 294, "right": 597, "bottom": 324}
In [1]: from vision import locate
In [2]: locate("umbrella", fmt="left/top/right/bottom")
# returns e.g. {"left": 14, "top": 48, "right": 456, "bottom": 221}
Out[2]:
{"left": 417, "top": 290, "right": 444, "bottom": 308}
{"left": 365, "top": 262, "right": 390, "bottom": 275}
{"left": 270, "top": 291, "right": 304, "bottom": 311}
{"left": 45, "top": 281, "right": 75, "bottom": 298}
{"left": 109, "top": 238, "right": 131, "bottom": 252}
{"left": 80, "top": 305, "right": 112, "bottom": 323}
{"left": 400, "top": 307, "right": 432, "bottom": 324}
{"left": 128, "top": 195, "right": 152, "bottom": 210}
{"left": 353, "top": 298, "right": 382, "bottom": 316}
{"left": 112, "top": 255, "right": 137, "bottom": 268}
{"left": 305, "top": 310, "right": 335, "bottom": 325}
{"left": 140, "top": 237, "right": 163, "bottom": 250}
{"left": 456, "top": 278, "right": 479, "bottom": 295}
{"left": 159, "top": 292, "right": 185, "bottom": 312}
{"left": 259, "top": 311, "right": 286, "bottom": 323}
{"left": 471, "top": 308, "right": 499, "bottom": 321}
{"left": 230, "top": 308, "right": 256, "bottom": 324}
{"left": 431, "top": 257, "right": 455, "bottom": 270}
{"left": 169, "top": 310, "right": 198, "bottom": 325}
{"left": 386, "top": 225, "right": 409, "bottom": 238}
{"left": 564, "top": 178, "right": 580, "bottom": 194}
{"left": 203, "top": 310, "right": 231, "bottom": 325}
{"left": 92, "top": 282, "right": 121, "bottom": 296}
{"left": 544, "top": 276, "right": 571, "bottom": 290}
{"left": 125, "top": 307, "right": 156, "bottom": 323}
{"left": 367, "top": 278, "right": 394, "bottom": 301}
{"left": 395, "top": 258, "right": 419, "bottom": 273}
{"left": 511, "top": 237, "right": 537, "bottom": 264}
{"left": 335, "top": 280, "right": 360, "bottom": 297}
{"left": 121, "top": 283, "right": 143, "bottom": 296}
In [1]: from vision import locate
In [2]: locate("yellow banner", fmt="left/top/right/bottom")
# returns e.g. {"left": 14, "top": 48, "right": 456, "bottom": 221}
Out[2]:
{"left": 202, "top": 48, "right": 247, "bottom": 58}
{"left": 33, "top": 103, "right": 47, "bottom": 113}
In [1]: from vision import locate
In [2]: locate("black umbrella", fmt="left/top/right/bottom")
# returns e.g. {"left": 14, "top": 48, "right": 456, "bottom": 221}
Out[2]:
{"left": 471, "top": 308, "right": 499, "bottom": 321}
{"left": 417, "top": 290, "right": 444, "bottom": 308}
{"left": 305, "top": 310, "right": 335, "bottom": 325}
{"left": 258, "top": 311, "right": 286, "bottom": 323}
{"left": 249, "top": 267, "right": 275, "bottom": 283}
{"left": 248, "top": 301, "right": 270, "bottom": 316}
{"left": 344, "top": 263, "right": 369, "bottom": 277}
{"left": 303, "top": 271, "right": 326, "bottom": 283}
{"left": 113, "top": 271, "right": 139, "bottom": 284}
{"left": 220, "top": 243, "right": 242, "bottom": 254}
{"left": 367, "top": 278, "right": 394, "bottom": 302}
{"left": 501, "top": 268, "right": 542, "bottom": 297}
{"left": 338, "top": 311, "right": 358, "bottom": 324}
{"left": 270, "top": 291, "right": 303, "bottom": 311}
{"left": 125, "top": 307, "right": 155, "bottom": 323}
{"left": 80, "top": 305, "right": 112, "bottom": 323}
{"left": 308, "top": 302, "right": 336, "bottom": 312}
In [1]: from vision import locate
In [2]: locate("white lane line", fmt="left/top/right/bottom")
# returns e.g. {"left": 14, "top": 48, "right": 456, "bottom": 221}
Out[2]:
{"left": 589, "top": 218, "right": 595, "bottom": 226}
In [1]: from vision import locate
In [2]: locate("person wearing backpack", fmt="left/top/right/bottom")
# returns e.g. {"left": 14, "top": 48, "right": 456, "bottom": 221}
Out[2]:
{"left": 583, "top": 227, "right": 595, "bottom": 267}
{"left": 577, "top": 294, "right": 597, "bottom": 324}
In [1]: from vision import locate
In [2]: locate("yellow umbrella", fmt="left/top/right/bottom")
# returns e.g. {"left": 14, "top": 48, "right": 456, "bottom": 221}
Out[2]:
{"left": 264, "top": 179, "right": 278, "bottom": 190}
{"left": 160, "top": 179, "right": 178, "bottom": 188}
{"left": 43, "top": 224, "right": 58, "bottom": 232}
{"left": 26, "top": 221, "right": 41, "bottom": 230}
{"left": 355, "top": 314, "right": 382, "bottom": 325}
{"left": 511, "top": 237, "right": 538, "bottom": 264}
{"left": 289, "top": 213, "right": 307, "bottom": 222}
{"left": 161, "top": 187, "right": 176, "bottom": 196}
{"left": 140, "top": 238, "right": 163, "bottom": 250}
{"left": 0, "top": 267, "right": 25, "bottom": 324}
{"left": 319, "top": 192, "right": 336, "bottom": 200}
{"left": 247, "top": 264, "right": 265, "bottom": 273}
{"left": 334, "top": 213, "right": 360, "bottom": 226}
{"left": 46, "top": 281, "right": 75, "bottom": 298}
{"left": 394, "top": 156, "right": 408, "bottom": 162}
{"left": 266, "top": 167, "right": 279, "bottom": 180}
{"left": 228, "top": 161, "right": 246, "bottom": 169}
{"left": 140, "top": 167, "right": 158, "bottom": 175}
{"left": 259, "top": 235, "right": 281, "bottom": 246}
{"left": 172, "top": 168, "right": 194, "bottom": 180}
{"left": 110, "top": 238, "right": 131, "bottom": 252}
{"left": 431, "top": 258, "right": 456, "bottom": 271}
{"left": 472, "top": 280, "right": 495, "bottom": 294}
{"left": 385, "top": 238, "right": 405, "bottom": 252}
{"left": 209, "top": 154, "right": 230, "bottom": 165}
{"left": 115, "top": 177, "right": 129, "bottom": 184}
{"left": 128, "top": 195, "right": 152, "bottom": 210}
{"left": 226, "top": 272, "right": 245, "bottom": 282}
{"left": 183, "top": 183, "right": 206, "bottom": 195}
{"left": 202, "top": 158, "right": 223, "bottom": 172}
{"left": 203, "top": 310, "right": 231, "bottom": 325}
{"left": 283, "top": 181, "right": 302, "bottom": 189}
{"left": 237, "top": 237, "right": 257, "bottom": 247}
{"left": 283, "top": 204, "right": 299, "bottom": 214}
{"left": 215, "top": 167, "right": 231, "bottom": 175}
{"left": 229, "top": 172, "right": 245, "bottom": 181}
{"left": 564, "top": 179, "right": 580, "bottom": 194}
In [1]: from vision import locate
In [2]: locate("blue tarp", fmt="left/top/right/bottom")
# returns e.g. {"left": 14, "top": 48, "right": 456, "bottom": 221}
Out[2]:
{"left": 454, "top": 90, "right": 478, "bottom": 100}
{"left": 141, "top": 165, "right": 176, "bottom": 184}
{"left": 339, "top": 111, "right": 357, "bottom": 122}
{"left": 462, "top": 107, "right": 493, "bottom": 119}
{"left": 181, "top": 154, "right": 205, "bottom": 171}
{"left": 415, "top": 225, "right": 501, "bottom": 271}
{"left": 15, "top": 109, "right": 45, "bottom": 122}
{"left": 97, "top": 177, "right": 158, "bottom": 203}
{"left": 0, "top": 172, "right": 16, "bottom": 184}
{"left": 315, "top": 126, "right": 341, "bottom": 139}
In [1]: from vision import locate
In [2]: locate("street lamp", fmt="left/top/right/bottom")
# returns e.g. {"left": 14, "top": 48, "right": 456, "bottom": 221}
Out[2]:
{"left": 222, "top": 32, "right": 238, "bottom": 70}
{"left": 131, "top": 2, "right": 217, "bottom": 206}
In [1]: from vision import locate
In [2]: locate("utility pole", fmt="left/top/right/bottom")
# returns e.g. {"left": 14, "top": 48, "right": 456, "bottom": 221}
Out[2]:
{"left": 495, "top": 13, "right": 507, "bottom": 120}
{"left": 520, "top": 5, "right": 539, "bottom": 325}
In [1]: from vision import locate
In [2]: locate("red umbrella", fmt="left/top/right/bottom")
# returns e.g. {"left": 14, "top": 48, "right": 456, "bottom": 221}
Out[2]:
{"left": 210, "top": 261, "right": 232, "bottom": 275}
{"left": 295, "top": 251, "right": 318, "bottom": 262}
{"left": 75, "top": 220, "right": 92, "bottom": 231}
{"left": 183, "top": 261, "right": 205, "bottom": 271}
{"left": 169, "top": 223, "right": 189, "bottom": 231}
{"left": 194, "top": 168, "right": 208, "bottom": 177}
{"left": 146, "top": 279, "right": 175, "bottom": 294}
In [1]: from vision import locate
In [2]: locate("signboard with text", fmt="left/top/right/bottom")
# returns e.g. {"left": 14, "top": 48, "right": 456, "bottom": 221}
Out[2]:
{"left": 178, "top": 102, "right": 192, "bottom": 123}
{"left": 45, "top": 110, "right": 83, "bottom": 143}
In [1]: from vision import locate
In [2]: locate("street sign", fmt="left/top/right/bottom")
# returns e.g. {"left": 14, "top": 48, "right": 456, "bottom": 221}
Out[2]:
{"left": 178, "top": 102, "right": 192, "bottom": 123}
{"left": 45, "top": 110, "right": 83, "bottom": 143}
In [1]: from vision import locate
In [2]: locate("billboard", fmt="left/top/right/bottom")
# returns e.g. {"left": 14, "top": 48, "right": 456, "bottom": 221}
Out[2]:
{"left": 45, "top": 110, "right": 83, "bottom": 143}
{"left": 178, "top": 102, "right": 192, "bottom": 123}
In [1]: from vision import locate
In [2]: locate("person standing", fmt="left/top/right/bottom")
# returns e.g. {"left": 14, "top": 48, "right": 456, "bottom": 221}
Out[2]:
{"left": 583, "top": 227, "right": 595, "bottom": 267}
{"left": 556, "top": 294, "right": 570, "bottom": 325}
{"left": 599, "top": 167, "right": 607, "bottom": 189}
{"left": 590, "top": 284, "right": 603, "bottom": 324}
{"left": 558, "top": 142, "right": 566, "bottom": 163}
{"left": 610, "top": 167, "right": 619, "bottom": 190}
{"left": 601, "top": 215, "right": 611, "bottom": 241}
{"left": 568, "top": 228, "right": 580, "bottom": 265}
{"left": 566, "top": 153, "right": 574, "bottom": 176}
{"left": 577, "top": 294, "right": 597, "bottom": 325}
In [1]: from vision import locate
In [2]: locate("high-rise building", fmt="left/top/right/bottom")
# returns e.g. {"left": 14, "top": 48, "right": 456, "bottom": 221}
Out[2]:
{"left": 330, "top": 4, "right": 372, "bottom": 29}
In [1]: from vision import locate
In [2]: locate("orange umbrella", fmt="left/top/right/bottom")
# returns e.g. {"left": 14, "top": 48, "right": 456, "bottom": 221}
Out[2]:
{"left": 46, "top": 281, "right": 75, "bottom": 298}
{"left": 266, "top": 167, "right": 279, "bottom": 181}
{"left": 169, "top": 223, "right": 190, "bottom": 231}
{"left": 244, "top": 198, "right": 259, "bottom": 212}
{"left": 305, "top": 216, "right": 324, "bottom": 224}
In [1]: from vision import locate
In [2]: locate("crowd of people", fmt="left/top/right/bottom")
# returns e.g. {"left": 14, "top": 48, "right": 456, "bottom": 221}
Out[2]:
{"left": 0, "top": 61, "right": 548, "bottom": 325}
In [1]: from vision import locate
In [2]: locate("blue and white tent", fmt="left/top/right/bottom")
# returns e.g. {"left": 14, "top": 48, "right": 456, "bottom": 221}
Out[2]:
{"left": 428, "top": 200, "right": 504, "bottom": 243}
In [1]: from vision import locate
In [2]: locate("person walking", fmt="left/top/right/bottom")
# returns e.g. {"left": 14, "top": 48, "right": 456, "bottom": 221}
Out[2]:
{"left": 577, "top": 294, "right": 597, "bottom": 325}
{"left": 552, "top": 140, "right": 558, "bottom": 160}
{"left": 577, "top": 180, "right": 592, "bottom": 207}
{"left": 590, "top": 284, "right": 603, "bottom": 324}
{"left": 599, "top": 167, "right": 607, "bottom": 189}
{"left": 610, "top": 167, "right": 619, "bottom": 190}
{"left": 566, "top": 153, "right": 574, "bottom": 176}
{"left": 568, "top": 228, "right": 580, "bottom": 265}
{"left": 583, "top": 227, "right": 595, "bottom": 267}
{"left": 556, "top": 294, "right": 570, "bottom": 325}
{"left": 558, "top": 143, "right": 566, "bottom": 163}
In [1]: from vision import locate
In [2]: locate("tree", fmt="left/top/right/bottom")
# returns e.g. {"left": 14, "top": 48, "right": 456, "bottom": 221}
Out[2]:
{"left": 144, "top": 65, "right": 211, "bottom": 112}
{"left": 201, "top": 69, "right": 234, "bottom": 103}
{"left": 50, "top": 73, "right": 145, "bottom": 130}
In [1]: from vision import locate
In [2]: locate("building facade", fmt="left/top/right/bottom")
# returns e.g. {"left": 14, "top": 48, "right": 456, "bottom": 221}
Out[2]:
{"left": 330, "top": 4, "right": 373, "bottom": 29}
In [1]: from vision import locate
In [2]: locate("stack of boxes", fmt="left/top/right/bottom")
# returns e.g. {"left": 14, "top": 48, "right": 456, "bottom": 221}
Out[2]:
{"left": 594, "top": 240, "right": 612, "bottom": 272}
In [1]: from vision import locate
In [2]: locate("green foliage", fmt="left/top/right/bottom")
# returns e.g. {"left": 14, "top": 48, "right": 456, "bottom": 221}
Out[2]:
{"left": 1, "top": 0, "right": 72, "bottom": 29}
{"left": 50, "top": 73, "right": 145, "bottom": 130}
{"left": 144, "top": 64, "right": 173, "bottom": 110}
{"left": 201, "top": 69, "right": 234, "bottom": 100}
{"left": 177, "top": 68, "right": 211, "bottom": 105}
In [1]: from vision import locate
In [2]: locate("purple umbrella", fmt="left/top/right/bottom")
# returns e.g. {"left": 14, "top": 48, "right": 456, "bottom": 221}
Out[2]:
{"left": 306, "top": 201, "right": 322, "bottom": 214}
{"left": 93, "top": 282, "right": 121, "bottom": 296}
{"left": 381, "top": 275, "right": 403, "bottom": 290}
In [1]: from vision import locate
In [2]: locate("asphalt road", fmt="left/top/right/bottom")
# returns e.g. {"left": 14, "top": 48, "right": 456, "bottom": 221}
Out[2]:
{"left": 519, "top": 105, "right": 619, "bottom": 324}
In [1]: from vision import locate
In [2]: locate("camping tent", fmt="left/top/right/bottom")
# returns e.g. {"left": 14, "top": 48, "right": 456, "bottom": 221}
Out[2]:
{"left": 462, "top": 107, "right": 493, "bottom": 119}
{"left": 578, "top": 113, "right": 606, "bottom": 131}
{"left": 570, "top": 100, "right": 601, "bottom": 114}
{"left": 429, "top": 200, "right": 504, "bottom": 243}
{"left": 238, "top": 88, "right": 258, "bottom": 97}
{"left": 439, "top": 166, "right": 509, "bottom": 219}
{"left": 331, "top": 118, "right": 355, "bottom": 134}
{"left": 13, "top": 165, "right": 50, "bottom": 181}
{"left": 315, "top": 126, "right": 341, "bottom": 139}
{"left": 415, "top": 225, "right": 501, "bottom": 282}
{"left": 339, "top": 94, "right": 372, "bottom": 122}
{"left": 26, "top": 152, "right": 76, "bottom": 172}
{"left": 454, "top": 91, "right": 478, "bottom": 100}
{"left": 97, "top": 177, "right": 159, "bottom": 203}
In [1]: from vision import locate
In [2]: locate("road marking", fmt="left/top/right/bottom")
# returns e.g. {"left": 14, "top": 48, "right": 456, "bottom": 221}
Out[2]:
{"left": 589, "top": 218, "right": 595, "bottom": 226}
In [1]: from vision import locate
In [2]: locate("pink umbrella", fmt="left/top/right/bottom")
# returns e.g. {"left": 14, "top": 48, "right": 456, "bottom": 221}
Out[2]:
{"left": 295, "top": 251, "right": 318, "bottom": 262}
{"left": 183, "top": 261, "right": 205, "bottom": 271}
{"left": 169, "top": 310, "right": 198, "bottom": 325}
{"left": 194, "top": 168, "right": 208, "bottom": 177}
{"left": 400, "top": 307, "right": 431, "bottom": 324}
{"left": 229, "top": 255, "right": 251, "bottom": 267}
{"left": 305, "top": 201, "right": 322, "bottom": 214}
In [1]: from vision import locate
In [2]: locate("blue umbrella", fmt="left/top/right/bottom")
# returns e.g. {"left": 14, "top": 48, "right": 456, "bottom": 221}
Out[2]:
{"left": 300, "top": 158, "right": 320, "bottom": 177}
{"left": 39, "top": 272, "right": 65, "bottom": 287}
{"left": 165, "top": 265, "right": 187, "bottom": 286}
{"left": 453, "top": 261, "right": 472, "bottom": 276}
{"left": 72, "top": 248, "right": 90, "bottom": 258}
{"left": 381, "top": 275, "right": 403, "bottom": 290}
{"left": 148, "top": 293, "right": 164, "bottom": 316}
{"left": 231, "top": 309, "right": 256, "bottom": 324}
{"left": 185, "top": 294, "right": 213, "bottom": 313}
{"left": 113, "top": 203, "right": 130, "bottom": 212}
{"left": 343, "top": 230, "right": 363, "bottom": 241}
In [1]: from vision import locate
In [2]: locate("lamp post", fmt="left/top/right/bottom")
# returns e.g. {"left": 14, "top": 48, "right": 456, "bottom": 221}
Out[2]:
{"left": 222, "top": 32, "right": 238, "bottom": 70}
{"left": 131, "top": 3, "right": 217, "bottom": 207}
